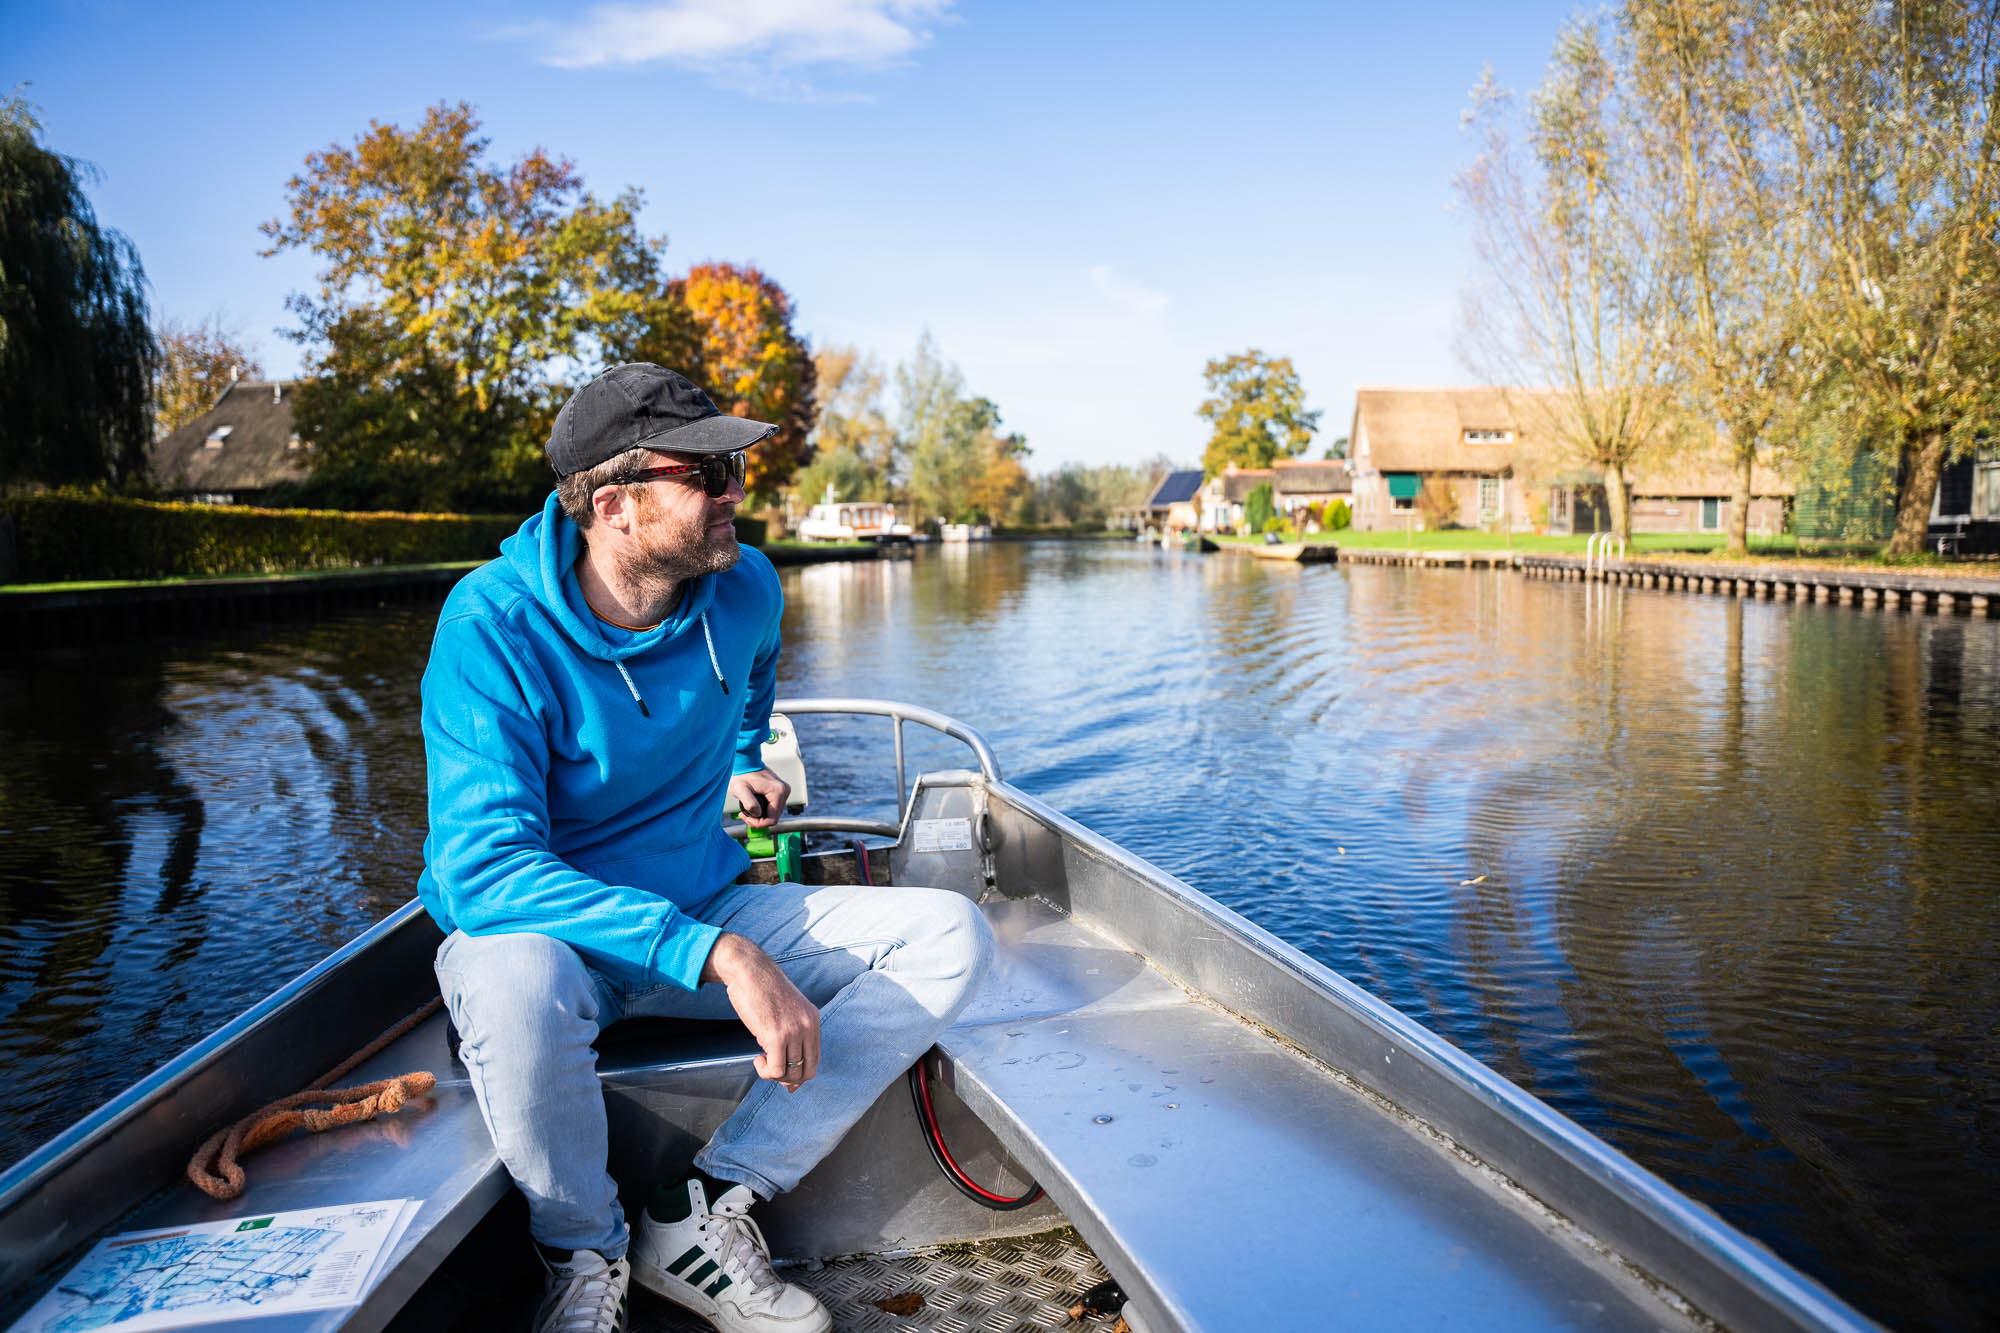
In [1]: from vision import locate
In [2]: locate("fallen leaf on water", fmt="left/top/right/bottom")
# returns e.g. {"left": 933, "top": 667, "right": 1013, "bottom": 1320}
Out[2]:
{"left": 1459, "top": 875, "right": 1487, "bottom": 886}
{"left": 871, "top": 1292, "right": 925, "bottom": 1316}
{"left": 1337, "top": 846, "right": 1346, "bottom": 855}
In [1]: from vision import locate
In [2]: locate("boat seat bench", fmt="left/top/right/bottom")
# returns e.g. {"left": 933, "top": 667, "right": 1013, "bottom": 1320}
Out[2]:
{"left": 936, "top": 897, "right": 1700, "bottom": 1333}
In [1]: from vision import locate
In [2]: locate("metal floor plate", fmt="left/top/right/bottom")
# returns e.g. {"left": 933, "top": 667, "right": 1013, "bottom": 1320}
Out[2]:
{"left": 629, "top": 1229, "right": 1113, "bottom": 1333}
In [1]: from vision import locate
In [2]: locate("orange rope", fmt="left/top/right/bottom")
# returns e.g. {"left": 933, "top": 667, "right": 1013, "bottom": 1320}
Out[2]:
{"left": 186, "top": 996, "right": 444, "bottom": 1201}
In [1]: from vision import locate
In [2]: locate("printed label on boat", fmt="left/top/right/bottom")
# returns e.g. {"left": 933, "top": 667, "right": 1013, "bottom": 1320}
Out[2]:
{"left": 912, "top": 817, "right": 974, "bottom": 853}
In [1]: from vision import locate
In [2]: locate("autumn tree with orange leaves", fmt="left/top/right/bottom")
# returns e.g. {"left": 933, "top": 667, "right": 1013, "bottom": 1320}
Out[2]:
{"left": 629, "top": 262, "right": 816, "bottom": 501}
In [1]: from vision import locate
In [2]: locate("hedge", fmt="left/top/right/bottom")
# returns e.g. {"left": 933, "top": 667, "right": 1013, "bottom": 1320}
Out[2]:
{"left": 0, "top": 494, "right": 524, "bottom": 584}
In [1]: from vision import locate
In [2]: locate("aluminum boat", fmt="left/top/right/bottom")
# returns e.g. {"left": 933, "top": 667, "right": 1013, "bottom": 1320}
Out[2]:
{"left": 0, "top": 700, "right": 1884, "bottom": 1331}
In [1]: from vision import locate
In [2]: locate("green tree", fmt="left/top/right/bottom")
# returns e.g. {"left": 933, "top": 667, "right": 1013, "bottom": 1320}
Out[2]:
{"left": 1243, "top": 482, "right": 1275, "bottom": 533}
{"left": 896, "top": 331, "right": 966, "bottom": 523}
{"left": 262, "top": 102, "right": 661, "bottom": 511}
{"left": 0, "top": 94, "right": 156, "bottom": 492}
{"left": 1198, "top": 351, "right": 1320, "bottom": 476}
{"left": 791, "top": 446, "right": 873, "bottom": 507}
{"left": 154, "top": 314, "right": 264, "bottom": 437}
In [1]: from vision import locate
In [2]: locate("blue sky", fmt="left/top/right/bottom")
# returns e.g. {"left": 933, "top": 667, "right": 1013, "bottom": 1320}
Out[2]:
{"left": 7, "top": 1, "right": 1579, "bottom": 470}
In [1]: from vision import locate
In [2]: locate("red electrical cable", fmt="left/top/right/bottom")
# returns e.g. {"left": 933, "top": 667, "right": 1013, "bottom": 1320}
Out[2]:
{"left": 855, "top": 838, "right": 1043, "bottom": 1210}
{"left": 912, "top": 1057, "right": 1043, "bottom": 1207}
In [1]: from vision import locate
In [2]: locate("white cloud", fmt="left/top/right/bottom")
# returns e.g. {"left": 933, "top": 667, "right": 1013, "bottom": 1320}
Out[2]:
{"left": 1089, "top": 264, "right": 1169, "bottom": 319}
{"left": 524, "top": 0, "right": 954, "bottom": 72}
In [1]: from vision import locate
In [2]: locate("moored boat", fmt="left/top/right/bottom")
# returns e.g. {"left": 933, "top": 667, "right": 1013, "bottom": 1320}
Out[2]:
{"left": 795, "top": 489, "right": 913, "bottom": 544}
{"left": 0, "top": 700, "right": 1883, "bottom": 1332}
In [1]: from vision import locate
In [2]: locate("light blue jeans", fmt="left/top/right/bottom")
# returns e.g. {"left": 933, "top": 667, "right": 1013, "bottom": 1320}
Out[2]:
{"left": 433, "top": 880, "right": 994, "bottom": 1259}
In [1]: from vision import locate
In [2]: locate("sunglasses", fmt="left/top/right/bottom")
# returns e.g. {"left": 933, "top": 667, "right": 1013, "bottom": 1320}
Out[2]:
{"left": 615, "top": 451, "right": 747, "bottom": 498}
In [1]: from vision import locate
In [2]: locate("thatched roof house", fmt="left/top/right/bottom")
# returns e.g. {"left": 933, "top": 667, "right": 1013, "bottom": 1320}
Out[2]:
{"left": 150, "top": 380, "right": 312, "bottom": 504}
{"left": 1347, "top": 386, "right": 1792, "bottom": 537}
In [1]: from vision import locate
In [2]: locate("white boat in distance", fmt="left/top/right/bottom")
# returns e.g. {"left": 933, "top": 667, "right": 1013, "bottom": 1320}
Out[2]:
{"left": 796, "top": 488, "right": 914, "bottom": 543}
{"left": 938, "top": 523, "right": 992, "bottom": 542}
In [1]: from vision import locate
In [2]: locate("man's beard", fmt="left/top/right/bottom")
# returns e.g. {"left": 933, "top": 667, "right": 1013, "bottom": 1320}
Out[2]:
{"left": 617, "top": 487, "right": 741, "bottom": 602}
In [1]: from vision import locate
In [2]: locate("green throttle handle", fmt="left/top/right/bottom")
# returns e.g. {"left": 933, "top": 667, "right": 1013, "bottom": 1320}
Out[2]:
{"left": 774, "top": 831, "right": 803, "bottom": 882}
{"left": 743, "top": 825, "right": 804, "bottom": 882}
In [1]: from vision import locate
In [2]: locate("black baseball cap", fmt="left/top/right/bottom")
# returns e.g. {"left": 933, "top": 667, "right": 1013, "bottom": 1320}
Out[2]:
{"left": 547, "top": 363, "right": 777, "bottom": 478}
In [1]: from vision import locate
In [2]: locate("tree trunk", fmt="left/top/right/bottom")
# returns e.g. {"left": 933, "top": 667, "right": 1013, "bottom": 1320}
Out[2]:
{"left": 1728, "top": 427, "right": 1754, "bottom": 559}
{"left": 1605, "top": 465, "right": 1631, "bottom": 543}
{"left": 1885, "top": 428, "right": 1947, "bottom": 558}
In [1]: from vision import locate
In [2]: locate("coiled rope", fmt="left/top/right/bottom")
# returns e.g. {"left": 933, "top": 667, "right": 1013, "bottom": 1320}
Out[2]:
{"left": 185, "top": 996, "right": 444, "bottom": 1200}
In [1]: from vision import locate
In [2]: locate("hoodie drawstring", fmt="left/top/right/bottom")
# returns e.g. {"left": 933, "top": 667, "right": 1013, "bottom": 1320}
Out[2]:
{"left": 614, "top": 611, "right": 728, "bottom": 717}
{"left": 615, "top": 662, "right": 651, "bottom": 717}
{"left": 702, "top": 611, "right": 731, "bottom": 695}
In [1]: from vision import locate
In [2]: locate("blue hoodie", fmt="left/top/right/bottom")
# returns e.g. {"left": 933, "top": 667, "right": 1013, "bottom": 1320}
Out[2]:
{"left": 416, "top": 492, "right": 782, "bottom": 991}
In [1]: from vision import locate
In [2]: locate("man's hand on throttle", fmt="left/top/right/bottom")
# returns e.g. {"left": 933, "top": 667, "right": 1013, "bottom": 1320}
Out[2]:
{"left": 701, "top": 933, "right": 819, "bottom": 1091}
{"left": 729, "top": 768, "right": 790, "bottom": 829}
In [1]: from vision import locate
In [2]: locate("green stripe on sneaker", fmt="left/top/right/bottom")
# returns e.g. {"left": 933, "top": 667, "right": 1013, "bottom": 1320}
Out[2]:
{"left": 666, "top": 1245, "right": 706, "bottom": 1276}
{"left": 705, "top": 1273, "right": 733, "bottom": 1298}
{"left": 683, "top": 1259, "right": 720, "bottom": 1287}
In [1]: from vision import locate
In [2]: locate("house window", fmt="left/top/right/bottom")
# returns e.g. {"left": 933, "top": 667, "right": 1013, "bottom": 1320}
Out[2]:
{"left": 1463, "top": 428, "right": 1514, "bottom": 444}
{"left": 203, "top": 426, "right": 232, "bottom": 450}
{"left": 1478, "top": 477, "right": 1500, "bottom": 518}
{"left": 1976, "top": 448, "right": 2000, "bottom": 518}
{"left": 1701, "top": 497, "right": 1721, "bottom": 530}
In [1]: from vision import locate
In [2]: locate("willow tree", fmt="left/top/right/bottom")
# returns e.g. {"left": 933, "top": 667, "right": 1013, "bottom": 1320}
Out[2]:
{"left": 1456, "top": 22, "right": 1680, "bottom": 542}
{"left": 1767, "top": 1, "right": 2000, "bottom": 556}
{"left": 1624, "top": 0, "right": 1813, "bottom": 557}
{"left": 0, "top": 95, "right": 155, "bottom": 492}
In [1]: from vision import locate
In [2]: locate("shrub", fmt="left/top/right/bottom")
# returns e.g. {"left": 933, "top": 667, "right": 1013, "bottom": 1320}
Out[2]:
{"left": 1, "top": 493, "right": 523, "bottom": 583}
{"left": 1261, "top": 515, "right": 1289, "bottom": 534}
{"left": 1328, "top": 498, "right": 1351, "bottom": 529}
{"left": 1243, "top": 482, "right": 1275, "bottom": 533}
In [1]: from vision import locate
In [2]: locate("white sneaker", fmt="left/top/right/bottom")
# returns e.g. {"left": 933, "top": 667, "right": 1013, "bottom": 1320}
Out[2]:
{"left": 631, "top": 1177, "right": 831, "bottom": 1333}
{"left": 533, "top": 1246, "right": 629, "bottom": 1333}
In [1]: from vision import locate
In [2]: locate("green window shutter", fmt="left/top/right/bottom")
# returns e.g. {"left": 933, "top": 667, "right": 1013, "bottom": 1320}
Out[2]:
{"left": 1387, "top": 472, "right": 1422, "bottom": 500}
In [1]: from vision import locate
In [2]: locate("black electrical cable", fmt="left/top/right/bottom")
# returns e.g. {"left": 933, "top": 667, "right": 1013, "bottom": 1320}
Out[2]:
{"left": 851, "top": 838, "right": 1044, "bottom": 1211}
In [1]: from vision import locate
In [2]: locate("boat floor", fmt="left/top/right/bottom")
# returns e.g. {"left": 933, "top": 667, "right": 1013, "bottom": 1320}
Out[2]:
{"left": 637, "top": 1231, "right": 1110, "bottom": 1333}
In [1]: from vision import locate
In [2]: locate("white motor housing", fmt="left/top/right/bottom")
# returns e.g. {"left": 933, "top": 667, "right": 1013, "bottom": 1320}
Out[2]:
{"left": 722, "top": 712, "right": 808, "bottom": 816}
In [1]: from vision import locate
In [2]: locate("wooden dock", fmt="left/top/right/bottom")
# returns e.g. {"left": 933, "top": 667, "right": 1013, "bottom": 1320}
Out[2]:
{"left": 1223, "top": 541, "right": 1997, "bottom": 616}
{"left": 1335, "top": 548, "right": 1517, "bottom": 569}
{"left": 1516, "top": 554, "right": 1999, "bottom": 616}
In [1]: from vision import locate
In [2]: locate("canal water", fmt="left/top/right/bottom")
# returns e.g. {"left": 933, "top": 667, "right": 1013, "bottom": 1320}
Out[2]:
{"left": 2, "top": 542, "right": 1996, "bottom": 1331}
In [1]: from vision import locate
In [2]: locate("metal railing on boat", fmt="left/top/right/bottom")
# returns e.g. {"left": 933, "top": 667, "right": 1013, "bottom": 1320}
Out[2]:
{"left": 721, "top": 697, "right": 1002, "bottom": 840}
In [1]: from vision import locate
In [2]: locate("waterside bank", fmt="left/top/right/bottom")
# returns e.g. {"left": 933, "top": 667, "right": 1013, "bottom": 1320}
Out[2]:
{"left": 1214, "top": 539, "right": 2000, "bottom": 614}
{"left": 0, "top": 542, "right": 879, "bottom": 641}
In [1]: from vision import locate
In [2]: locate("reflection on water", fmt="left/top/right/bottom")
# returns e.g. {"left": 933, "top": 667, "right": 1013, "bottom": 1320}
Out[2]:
{"left": 2, "top": 543, "right": 1996, "bottom": 1330}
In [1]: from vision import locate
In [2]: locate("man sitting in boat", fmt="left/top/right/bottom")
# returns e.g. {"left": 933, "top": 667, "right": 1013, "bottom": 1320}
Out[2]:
{"left": 416, "top": 363, "right": 996, "bottom": 1333}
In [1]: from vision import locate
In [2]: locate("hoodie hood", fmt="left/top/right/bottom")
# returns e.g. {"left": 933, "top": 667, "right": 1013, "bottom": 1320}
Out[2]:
{"left": 502, "top": 491, "right": 717, "bottom": 664}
